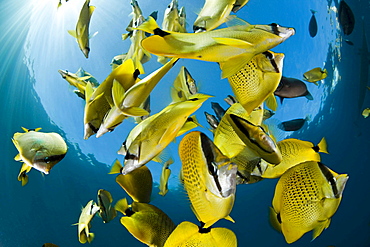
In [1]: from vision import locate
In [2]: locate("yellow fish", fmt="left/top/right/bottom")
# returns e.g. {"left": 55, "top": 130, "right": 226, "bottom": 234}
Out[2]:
{"left": 252, "top": 137, "right": 328, "bottom": 178}
{"left": 193, "top": 0, "right": 236, "bottom": 32}
{"left": 120, "top": 0, "right": 153, "bottom": 73}
{"left": 178, "top": 6, "right": 187, "bottom": 32}
{"left": 136, "top": 16, "right": 295, "bottom": 78}
{"left": 110, "top": 160, "right": 153, "bottom": 203}
{"left": 158, "top": 158, "right": 174, "bottom": 196}
{"left": 222, "top": 51, "right": 284, "bottom": 114}
{"left": 226, "top": 113, "right": 282, "bottom": 164}
{"left": 303, "top": 67, "right": 327, "bottom": 85}
{"left": 97, "top": 58, "right": 178, "bottom": 137}
{"left": 58, "top": 69, "right": 93, "bottom": 99}
{"left": 170, "top": 66, "right": 198, "bottom": 103}
{"left": 362, "top": 108, "right": 370, "bottom": 118}
{"left": 68, "top": 0, "right": 96, "bottom": 58}
{"left": 97, "top": 189, "right": 117, "bottom": 223}
{"left": 84, "top": 59, "right": 138, "bottom": 139}
{"left": 179, "top": 131, "right": 237, "bottom": 228}
{"left": 12, "top": 127, "right": 67, "bottom": 175}
{"left": 74, "top": 200, "right": 100, "bottom": 244}
{"left": 115, "top": 199, "right": 176, "bottom": 247}
{"left": 121, "top": 93, "right": 211, "bottom": 175}
{"left": 164, "top": 221, "right": 237, "bottom": 247}
{"left": 270, "top": 161, "right": 349, "bottom": 243}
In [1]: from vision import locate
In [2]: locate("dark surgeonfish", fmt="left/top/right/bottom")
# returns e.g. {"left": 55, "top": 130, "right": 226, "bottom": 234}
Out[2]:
{"left": 309, "top": 10, "right": 317, "bottom": 37}
{"left": 274, "top": 76, "right": 313, "bottom": 103}
{"left": 278, "top": 118, "right": 308, "bottom": 131}
{"left": 338, "top": 0, "right": 355, "bottom": 35}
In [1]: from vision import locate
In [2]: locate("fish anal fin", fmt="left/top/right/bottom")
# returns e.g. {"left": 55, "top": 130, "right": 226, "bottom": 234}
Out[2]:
{"left": 220, "top": 53, "right": 255, "bottom": 78}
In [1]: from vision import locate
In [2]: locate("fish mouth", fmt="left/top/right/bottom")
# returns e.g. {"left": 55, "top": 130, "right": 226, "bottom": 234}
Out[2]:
{"left": 58, "top": 70, "right": 68, "bottom": 78}
{"left": 255, "top": 23, "right": 295, "bottom": 39}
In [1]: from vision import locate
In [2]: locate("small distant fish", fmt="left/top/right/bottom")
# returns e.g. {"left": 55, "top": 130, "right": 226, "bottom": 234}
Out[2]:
{"left": 12, "top": 127, "right": 67, "bottom": 175}
{"left": 344, "top": 39, "right": 354, "bottom": 45}
{"left": 224, "top": 95, "right": 238, "bottom": 105}
{"left": 164, "top": 221, "right": 237, "bottom": 247}
{"left": 110, "top": 160, "right": 153, "bottom": 203}
{"left": 179, "top": 131, "right": 237, "bottom": 228}
{"left": 278, "top": 117, "right": 308, "bottom": 131}
{"left": 362, "top": 108, "right": 370, "bottom": 118}
{"left": 74, "top": 200, "right": 100, "bottom": 244}
{"left": 303, "top": 67, "right": 327, "bottom": 85}
{"left": 227, "top": 113, "right": 282, "bottom": 164}
{"left": 170, "top": 66, "right": 198, "bottom": 103}
{"left": 204, "top": 111, "right": 219, "bottom": 131}
{"left": 159, "top": 159, "right": 173, "bottom": 196}
{"left": 338, "top": 0, "right": 355, "bottom": 35}
{"left": 68, "top": 0, "right": 96, "bottom": 58}
{"left": 274, "top": 76, "right": 313, "bottom": 103}
{"left": 58, "top": 69, "right": 98, "bottom": 99}
{"left": 115, "top": 199, "right": 176, "bottom": 247}
{"left": 263, "top": 109, "right": 275, "bottom": 120}
{"left": 308, "top": 10, "right": 317, "bottom": 37}
{"left": 136, "top": 16, "right": 295, "bottom": 78}
{"left": 42, "top": 244, "right": 59, "bottom": 247}
{"left": 211, "top": 102, "right": 226, "bottom": 121}
{"left": 270, "top": 161, "right": 348, "bottom": 243}
{"left": 97, "top": 189, "right": 117, "bottom": 223}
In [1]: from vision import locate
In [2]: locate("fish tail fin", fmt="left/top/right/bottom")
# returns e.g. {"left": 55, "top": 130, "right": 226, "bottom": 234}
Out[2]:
{"left": 108, "top": 159, "right": 123, "bottom": 174}
{"left": 135, "top": 16, "right": 160, "bottom": 34}
{"left": 305, "top": 91, "right": 314, "bottom": 100}
{"left": 87, "top": 232, "right": 95, "bottom": 243}
{"left": 114, "top": 198, "right": 129, "bottom": 215}
{"left": 316, "top": 137, "right": 329, "bottom": 154}
{"left": 310, "top": 9, "right": 317, "bottom": 14}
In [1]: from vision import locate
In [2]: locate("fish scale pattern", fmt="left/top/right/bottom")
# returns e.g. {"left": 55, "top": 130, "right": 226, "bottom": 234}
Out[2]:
{"left": 280, "top": 162, "right": 321, "bottom": 227}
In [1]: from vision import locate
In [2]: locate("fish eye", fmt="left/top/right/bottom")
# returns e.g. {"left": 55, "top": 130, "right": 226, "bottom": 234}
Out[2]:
{"left": 262, "top": 51, "right": 274, "bottom": 60}
{"left": 44, "top": 157, "right": 50, "bottom": 163}
{"left": 270, "top": 23, "right": 280, "bottom": 27}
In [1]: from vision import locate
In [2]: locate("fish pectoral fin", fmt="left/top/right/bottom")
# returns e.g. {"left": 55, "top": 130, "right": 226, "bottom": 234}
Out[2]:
{"left": 312, "top": 219, "right": 331, "bottom": 241}
{"left": 67, "top": 30, "right": 77, "bottom": 38}
{"left": 268, "top": 207, "right": 282, "bottom": 233}
{"left": 317, "top": 137, "right": 329, "bottom": 154}
{"left": 14, "top": 153, "right": 21, "bottom": 161}
{"left": 219, "top": 53, "right": 255, "bottom": 78}
{"left": 89, "top": 31, "right": 98, "bottom": 39}
{"left": 87, "top": 232, "right": 95, "bottom": 243}
{"left": 213, "top": 37, "right": 254, "bottom": 49}
{"left": 224, "top": 215, "right": 235, "bottom": 223}
{"left": 112, "top": 80, "right": 126, "bottom": 108}
{"left": 121, "top": 107, "right": 149, "bottom": 117}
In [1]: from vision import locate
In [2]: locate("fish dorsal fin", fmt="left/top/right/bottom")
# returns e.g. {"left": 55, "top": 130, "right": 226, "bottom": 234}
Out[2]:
{"left": 317, "top": 137, "right": 329, "bottom": 154}
{"left": 67, "top": 30, "right": 77, "bottom": 38}
{"left": 112, "top": 80, "right": 126, "bottom": 108}
{"left": 219, "top": 53, "right": 255, "bottom": 78}
{"left": 89, "top": 5, "right": 96, "bottom": 17}
{"left": 226, "top": 16, "right": 250, "bottom": 27}
{"left": 114, "top": 198, "right": 129, "bottom": 215}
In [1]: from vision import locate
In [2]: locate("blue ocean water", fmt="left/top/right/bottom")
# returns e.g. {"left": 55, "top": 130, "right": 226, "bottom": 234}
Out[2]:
{"left": 0, "top": 0, "right": 369, "bottom": 246}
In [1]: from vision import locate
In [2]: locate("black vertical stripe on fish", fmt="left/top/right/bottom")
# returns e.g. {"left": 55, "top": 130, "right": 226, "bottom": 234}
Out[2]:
{"left": 133, "top": 69, "right": 140, "bottom": 79}
{"left": 198, "top": 221, "right": 212, "bottom": 233}
{"left": 269, "top": 23, "right": 280, "bottom": 36}
{"left": 153, "top": 28, "right": 170, "bottom": 37}
{"left": 88, "top": 122, "right": 99, "bottom": 133}
{"left": 200, "top": 133, "right": 222, "bottom": 193}
{"left": 262, "top": 51, "right": 279, "bottom": 73}
{"left": 318, "top": 162, "right": 339, "bottom": 198}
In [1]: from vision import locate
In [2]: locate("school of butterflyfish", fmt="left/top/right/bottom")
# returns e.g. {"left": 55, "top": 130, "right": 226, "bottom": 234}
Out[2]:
{"left": 12, "top": 0, "right": 350, "bottom": 246}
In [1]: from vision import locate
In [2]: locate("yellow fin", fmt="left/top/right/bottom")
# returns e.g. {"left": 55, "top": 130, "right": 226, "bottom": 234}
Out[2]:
{"left": 67, "top": 30, "right": 77, "bottom": 38}
{"left": 115, "top": 198, "right": 129, "bottom": 215}
{"left": 20, "top": 174, "right": 29, "bottom": 186}
{"left": 109, "top": 159, "right": 123, "bottom": 174}
{"left": 213, "top": 37, "right": 254, "bottom": 49}
{"left": 269, "top": 207, "right": 282, "bottom": 233}
{"left": 14, "top": 153, "right": 21, "bottom": 161}
{"left": 89, "top": 6, "right": 95, "bottom": 17}
{"left": 312, "top": 219, "right": 330, "bottom": 241}
{"left": 224, "top": 215, "right": 235, "bottom": 223}
{"left": 265, "top": 94, "right": 278, "bottom": 111}
{"left": 112, "top": 80, "right": 125, "bottom": 108}
{"left": 220, "top": 53, "right": 255, "bottom": 78}
{"left": 317, "top": 137, "right": 329, "bottom": 154}
{"left": 135, "top": 16, "right": 160, "bottom": 34}
{"left": 85, "top": 82, "right": 94, "bottom": 100}
{"left": 87, "top": 232, "right": 95, "bottom": 243}
{"left": 121, "top": 107, "right": 149, "bottom": 117}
